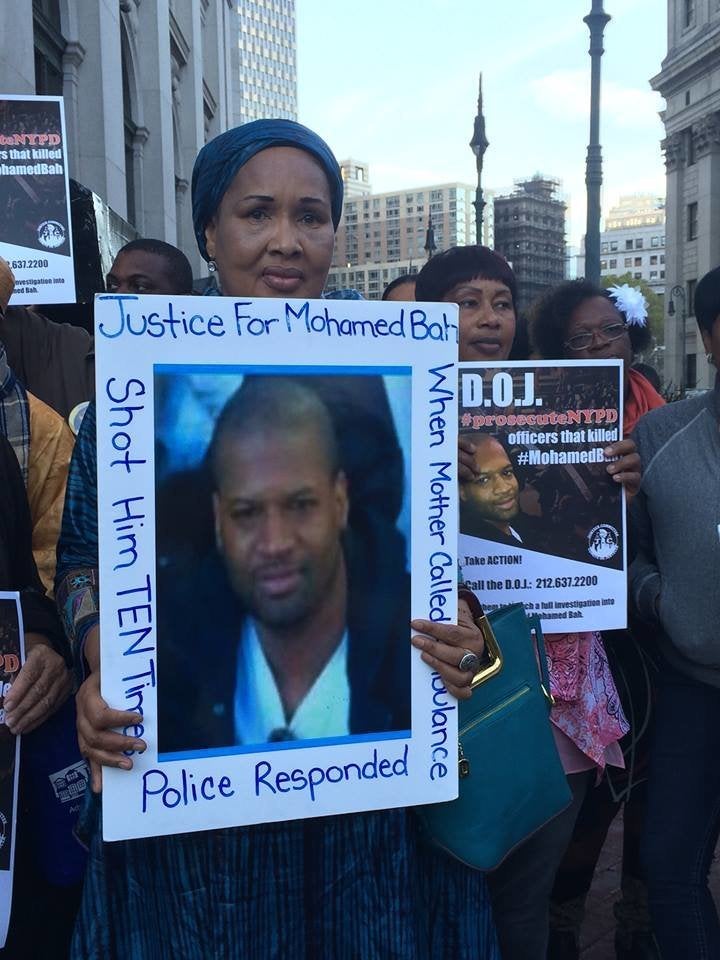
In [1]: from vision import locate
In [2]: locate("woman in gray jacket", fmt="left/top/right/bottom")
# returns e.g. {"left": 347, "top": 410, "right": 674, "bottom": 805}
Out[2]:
{"left": 630, "top": 263, "right": 720, "bottom": 959}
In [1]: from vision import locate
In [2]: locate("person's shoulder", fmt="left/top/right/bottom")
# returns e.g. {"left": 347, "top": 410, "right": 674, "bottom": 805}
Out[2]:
{"left": 28, "top": 392, "right": 74, "bottom": 452}
{"left": 634, "top": 391, "right": 709, "bottom": 441}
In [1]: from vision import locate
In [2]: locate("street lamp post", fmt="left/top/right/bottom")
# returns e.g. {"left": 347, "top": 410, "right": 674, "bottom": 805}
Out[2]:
{"left": 470, "top": 72, "right": 489, "bottom": 245}
{"left": 583, "top": 0, "right": 611, "bottom": 285}
{"left": 424, "top": 214, "right": 436, "bottom": 260}
{"left": 668, "top": 283, "right": 687, "bottom": 395}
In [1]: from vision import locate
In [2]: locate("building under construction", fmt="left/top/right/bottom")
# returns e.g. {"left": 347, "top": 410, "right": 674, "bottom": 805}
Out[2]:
{"left": 493, "top": 176, "right": 566, "bottom": 313}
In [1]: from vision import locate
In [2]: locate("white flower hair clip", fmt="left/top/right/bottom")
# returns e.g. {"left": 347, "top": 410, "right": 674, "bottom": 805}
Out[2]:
{"left": 607, "top": 284, "right": 648, "bottom": 327}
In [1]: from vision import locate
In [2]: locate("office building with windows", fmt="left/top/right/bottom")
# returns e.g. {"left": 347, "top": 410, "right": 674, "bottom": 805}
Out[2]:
{"left": 651, "top": 0, "right": 720, "bottom": 390}
{"left": 600, "top": 195, "right": 666, "bottom": 296}
{"left": 326, "top": 165, "right": 481, "bottom": 299}
{"left": 236, "top": 0, "right": 297, "bottom": 123}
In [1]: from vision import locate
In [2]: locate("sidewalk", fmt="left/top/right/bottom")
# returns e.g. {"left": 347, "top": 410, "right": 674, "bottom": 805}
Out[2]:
{"left": 580, "top": 814, "right": 720, "bottom": 957}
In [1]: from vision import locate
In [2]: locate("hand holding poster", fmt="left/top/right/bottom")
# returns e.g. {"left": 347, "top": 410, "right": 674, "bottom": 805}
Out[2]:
{"left": 96, "top": 293, "right": 460, "bottom": 840}
{"left": 0, "top": 96, "right": 75, "bottom": 304}
{"left": 458, "top": 361, "right": 626, "bottom": 631}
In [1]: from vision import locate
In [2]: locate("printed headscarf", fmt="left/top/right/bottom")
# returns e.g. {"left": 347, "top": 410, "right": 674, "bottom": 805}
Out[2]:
{"left": 192, "top": 119, "right": 343, "bottom": 261}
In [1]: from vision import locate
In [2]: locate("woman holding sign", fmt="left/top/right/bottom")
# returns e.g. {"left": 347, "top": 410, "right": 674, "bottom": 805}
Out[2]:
{"left": 415, "top": 248, "right": 637, "bottom": 960}
{"left": 0, "top": 434, "right": 77, "bottom": 958}
{"left": 530, "top": 279, "right": 663, "bottom": 960}
{"left": 57, "top": 121, "right": 498, "bottom": 960}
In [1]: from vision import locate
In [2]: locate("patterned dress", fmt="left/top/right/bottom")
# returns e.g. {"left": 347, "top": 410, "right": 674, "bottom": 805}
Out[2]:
{"left": 56, "top": 402, "right": 500, "bottom": 960}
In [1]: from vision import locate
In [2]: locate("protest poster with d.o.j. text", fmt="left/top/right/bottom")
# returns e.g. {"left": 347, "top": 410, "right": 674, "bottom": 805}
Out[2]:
{"left": 95, "top": 293, "right": 461, "bottom": 840}
{"left": 458, "top": 360, "right": 626, "bottom": 632}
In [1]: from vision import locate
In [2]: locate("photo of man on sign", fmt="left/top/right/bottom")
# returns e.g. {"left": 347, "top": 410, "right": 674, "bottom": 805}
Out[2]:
{"left": 156, "top": 372, "right": 411, "bottom": 757}
{"left": 459, "top": 433, "right": 550, "bottom": 551}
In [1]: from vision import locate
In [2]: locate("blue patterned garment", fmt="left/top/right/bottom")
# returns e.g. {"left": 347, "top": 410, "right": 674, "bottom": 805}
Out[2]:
{"left": 56, "top": 408, "right": 500, "bottom": 959}
{"left": 74, "top": 795, "right": 499, "bottom": 960}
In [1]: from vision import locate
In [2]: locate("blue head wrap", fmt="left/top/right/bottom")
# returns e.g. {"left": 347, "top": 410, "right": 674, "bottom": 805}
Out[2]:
{"left": 192, "top": 119, "right": 344, "bottom": 261}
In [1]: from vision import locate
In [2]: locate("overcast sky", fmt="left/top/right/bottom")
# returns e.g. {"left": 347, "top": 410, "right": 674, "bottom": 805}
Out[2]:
{"left": 296, "top": 0, "right": 667, "bottom": 246}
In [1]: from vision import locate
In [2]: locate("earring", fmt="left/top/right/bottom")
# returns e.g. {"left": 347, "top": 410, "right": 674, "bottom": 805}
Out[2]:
{"left": 208, "top": 258, "right": 217, "bottom": 273}
{"left": 707, "top": 352, "right": 715, "bottom": 365}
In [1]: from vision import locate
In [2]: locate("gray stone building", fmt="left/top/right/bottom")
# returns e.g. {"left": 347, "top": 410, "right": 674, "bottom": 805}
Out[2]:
{"left": 1, "top": 0, "right": 239, "bottom": 274}
{"left": 651, "top": 0, "right": 720, "bottom": 390}
{"left": 0, "top": 0, "right": 297, "bottom": 275}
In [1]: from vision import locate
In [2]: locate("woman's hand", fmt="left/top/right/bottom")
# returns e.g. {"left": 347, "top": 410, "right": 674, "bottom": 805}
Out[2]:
{"left": 76, "top": 673, "right": 146, "bottom": 793}
{"left": 605, "top": 437, "right": 641, "bottom": 498}
{"left": 75, "top": 626, "right": 145, "bottom": 793}
{"left": 411, "top": 598, "right": 485, "bottom": 700}
{"left": 4, "top": 633, "right": 73, "bottom": 735}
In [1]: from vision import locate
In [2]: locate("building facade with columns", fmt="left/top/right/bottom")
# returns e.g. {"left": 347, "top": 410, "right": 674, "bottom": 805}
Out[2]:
{"left": 1, "top": 0, "right": 239, "bottom": 275}
{"left": 651, "top": 0, "right": 720, "bottom": 391}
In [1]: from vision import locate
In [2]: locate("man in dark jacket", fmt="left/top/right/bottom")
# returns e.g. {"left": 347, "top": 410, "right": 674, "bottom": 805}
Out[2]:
{"left": 157, "top": 377, "right": 410, "bottom": 755}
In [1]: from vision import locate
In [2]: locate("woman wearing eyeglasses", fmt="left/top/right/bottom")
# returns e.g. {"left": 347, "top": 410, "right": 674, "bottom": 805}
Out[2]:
{"left": 530, "top": 279, "right": 664, "bottom": 960}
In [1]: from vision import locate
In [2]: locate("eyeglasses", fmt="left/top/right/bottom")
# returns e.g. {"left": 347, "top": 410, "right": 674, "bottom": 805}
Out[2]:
{"left": 564, "top": 322, "right": 628, "bottom": 352}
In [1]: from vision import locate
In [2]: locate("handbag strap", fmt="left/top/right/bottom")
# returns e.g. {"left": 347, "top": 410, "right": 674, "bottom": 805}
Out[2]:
{"left": 527, "top": 614, "right": 554, "bottom": 711}
{"left": 470, "top": 605, "right": 553, "bottom": 711}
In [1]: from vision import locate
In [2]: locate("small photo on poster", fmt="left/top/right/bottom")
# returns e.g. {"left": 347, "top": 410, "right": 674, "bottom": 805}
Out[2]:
{"left": 153, "top": 367, "right": 412, "bottom": 760}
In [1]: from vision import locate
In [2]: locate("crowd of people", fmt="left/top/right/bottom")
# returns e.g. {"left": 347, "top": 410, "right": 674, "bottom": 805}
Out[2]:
{"left": 0, "top": 116, "right": 718, "bottom": 959}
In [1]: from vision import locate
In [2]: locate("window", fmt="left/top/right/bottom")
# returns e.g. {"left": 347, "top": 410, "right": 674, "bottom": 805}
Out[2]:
{"left": 634, "top": 272, "right": 642, "bottom": 280}
{"left": 625, "top": 240, "right": 634, "bottom": 251}
{"left": 651, "top": 236, "right": 660, "bottom": 247}
{"left": 624, "top": 257, "right": 632, "bottom": 268}
{"left": 601, "top": 260, "right": 608, "bottom": 270}
{"left": 601, "top": 243, "right": 609, "bottom": 253}
{"left": 635, "top": 238, "right": 644, "bottom": 249}
{"left": 688, "top": 278, "right": 697, "bottom": 316}
{"left": 683, "top": 0, "right": 695, "bottom": 28}
{"left": 610, "top": 241, "right": 618, "bottom": 252}
{"left": 650, "top": 255, "right": 658, "bottom": 265}
{"left": 650, "top": 271, "right": 658, "bottom": 279}
{"left": 634, "top": 257, "right": 642, "bottom": 267}
{"left": 686, "top": 353, "right": 697, "bottom": 389}
{"left": 33, "top": 0, "right": 65, "bottom": 94}
{"left": 609, "top": 259, "right": 617, "bottom": 269}
{"left": 688, "top": 202, "right": 698, "bottom": 240}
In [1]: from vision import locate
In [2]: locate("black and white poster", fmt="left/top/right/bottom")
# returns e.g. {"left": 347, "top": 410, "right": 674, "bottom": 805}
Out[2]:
{"left": 0, "top": 95, "right": 75, "bottom": 304}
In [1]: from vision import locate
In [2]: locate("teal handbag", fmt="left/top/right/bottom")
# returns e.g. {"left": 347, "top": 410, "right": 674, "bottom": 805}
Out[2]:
{"left": 418, "top": 602, "right": 572, "bottom": 871}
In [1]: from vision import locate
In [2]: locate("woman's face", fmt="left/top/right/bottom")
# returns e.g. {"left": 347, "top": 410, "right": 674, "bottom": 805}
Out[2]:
{"left": 564, "top": 296, "right": 633, "bottom": 377}
{"left": 443, "top": 277, "right": 516, "bottom": 362}
{"left": 700, "top": 313, "right": 720, "bottom": 368}
{"left": 204, "top": 146, "right": 335, "bottom": 299}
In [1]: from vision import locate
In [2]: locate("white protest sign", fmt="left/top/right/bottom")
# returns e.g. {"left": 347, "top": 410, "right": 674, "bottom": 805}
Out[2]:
{"left": 96, "top": 294, "right": 460, "bottom": 840}
{"left": 0, "top": 95, "right": 76, "bottom": 304}
{"left": 458, "top": 360, "right": 627, "bottom": 632}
